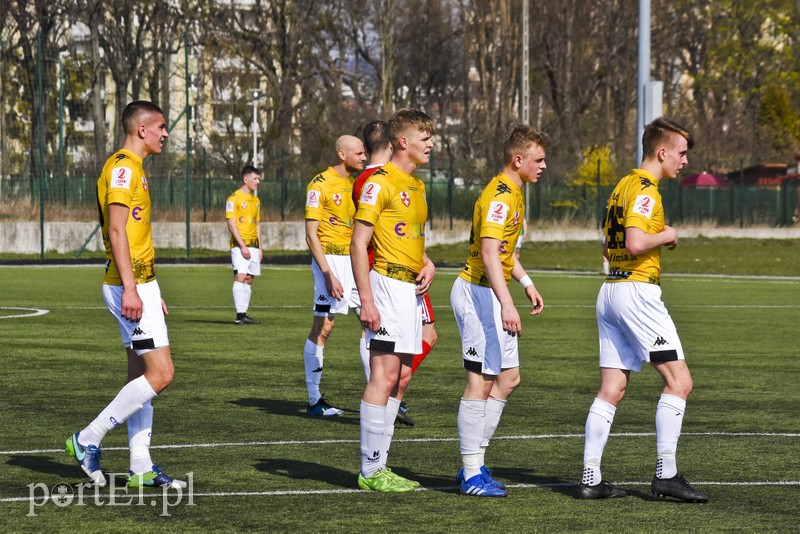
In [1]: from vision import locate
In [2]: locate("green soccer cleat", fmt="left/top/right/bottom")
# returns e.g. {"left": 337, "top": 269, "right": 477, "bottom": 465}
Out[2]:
{"left": 358, "top": 468, "right": 416, "bottom": 492}
{"left": 382, "top": 467, "right": 420, "bottom": 488}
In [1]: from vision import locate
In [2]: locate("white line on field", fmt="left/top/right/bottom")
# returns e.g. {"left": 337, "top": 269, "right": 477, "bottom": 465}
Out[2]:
{"left": 2, "top": 431, "right": 797, "bottom": 456}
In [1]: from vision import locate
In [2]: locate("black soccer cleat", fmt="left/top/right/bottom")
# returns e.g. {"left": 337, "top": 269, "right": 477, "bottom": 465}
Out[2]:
{"left": 395, "top": 409, "right": 415, "bottom": 426}
{"left": 577, "top": 480, "right": 626, "bottom": 499}
{"left": 651, "top": 474, "right": 708, "bottom": 503}
{"left": 235, "top": 314, "right": 260, "bottom": 325}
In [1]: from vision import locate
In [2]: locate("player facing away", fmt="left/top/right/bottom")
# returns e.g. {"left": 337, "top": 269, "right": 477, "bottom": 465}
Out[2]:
{"left": 352, "top": 108, "right": 436, "bottom": 492}
{"left": 302, "top": 135, "right": 367, "bottom": 416}
{"left": 226, "top": 165, "right": 263, "bottom": 325}
{"left": 66, "top": 100, "right": 185, "bottom": 489}
{"left": 578, "top": 117, "right": 708, "bottom": 503}
{"left": 352, "top": 119, "right": 438, "bottom": 427}
{"left": 451, "top": 124, "right": 547, "bottom": 497}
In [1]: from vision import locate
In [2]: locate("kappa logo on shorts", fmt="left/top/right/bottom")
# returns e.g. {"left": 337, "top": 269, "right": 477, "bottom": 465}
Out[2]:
{"left": 376, "top": 327, "right": 389, "bottom": 336}
{"left": 653, "top": 336, "right": 668, "bottom": 347}
{"left": 132, "top": 327, "right": 145, "bottom": 337}
{"left": 466, "top": 347, "right": 478, "bottom": 357}
{"left": 317, "top": 294, "right": 329, "bottom": 302}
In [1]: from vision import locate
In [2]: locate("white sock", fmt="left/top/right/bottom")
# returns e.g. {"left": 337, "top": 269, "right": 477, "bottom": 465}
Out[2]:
{"left": 80, "top": 376, "right": 157, "bottom": 447}
{"left": 458, "top": 398, "right": 486, "bottom": 480}
{"left": 359, "top": 337, "right": 370, "bottom": 383}
{"left": 233, "top": 281, "right": 251, "bottom": 314}
{"left": 128, "top": 400, "right": 154, "bottom": 474}
{"left": 378, "top": 397, "right": 401, "bottom": 470}
{"left": 655, "top": 393, "right": 686, "bottom": 479}
{"left": 481, "top": 397, "right": 507, "bottom": 452}
{"left": 303, "top": 339, "right": 324, "bottom": 405}
{"left": 582, "top": 397, "right": 616, "bottom": 486}
{"left": 360, "top": 401, "right": 386, "bottom": 478}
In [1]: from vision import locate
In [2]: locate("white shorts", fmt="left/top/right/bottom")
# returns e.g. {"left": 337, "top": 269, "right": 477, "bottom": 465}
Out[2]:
{"left": 231, "top": 246, "right": 262, "bottom": 277}
{"left": 311, "top": 255, "right": 360, "bottom": 316}
{"left": 596, "top": 282, "right": 684, "bottom": 372}
{"left": 450, "top": 276, "right": 519, "bottom": 375}
{"left": 366, "top": 270, "right": 422, "bottom": 355}
{"left": 103, "top": 280, "right": 169, "bottom": 356}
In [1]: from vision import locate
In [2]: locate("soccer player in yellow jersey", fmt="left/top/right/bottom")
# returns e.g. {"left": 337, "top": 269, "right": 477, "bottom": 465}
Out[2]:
{"left": 451, "top": 124, "right": 547, "bottom": 497}
{"left": 226, "top": 165, "right": 263, "bottom": 325}
{"left": 352, "top": 108, "right": 436, "bottom": 492}
{"left": 66, "top": 101, "right": 185, "bottom": 489}
{"left": 302, "top": 135, "right": 367, "bottom": 416}
{"left": 578, "top": 117, "right": 708, "bottom": 503}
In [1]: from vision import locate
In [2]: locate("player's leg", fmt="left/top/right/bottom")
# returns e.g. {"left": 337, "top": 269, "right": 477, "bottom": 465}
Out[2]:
{"left": 304, "top": 314, "right": 342, "bottom": 415}
{"left": 410, "top": 295, "right": 437, "bottom": 374}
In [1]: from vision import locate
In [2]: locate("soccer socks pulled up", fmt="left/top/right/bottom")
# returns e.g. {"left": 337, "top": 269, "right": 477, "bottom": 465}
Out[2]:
{"left": 128, "top": 400, "right": 154, "bottom": 475}
{"left": 359, "top": 337, "right": 370, "bottom": 382}
{"left": 655, "top": 393, "right": 686, "bottom": 480}
{"left": 582, "top": 397, "right": 616, "bottom": 486}
{"left": 411, "top": 340, "right": 432, "bottom": 375}
{"left": 80, "top": 375, "right": 157, "bottom": 448}
{"left": 458, "top": 398, "right": 487, "bottom": 480}
{"left": 233, "top": 281, "right": 251, "bottom": 314}
{"left": 303, "top": 339, "right": 324, "bottom": 405}
{"left": 378, "top": 397, "right": 401, "bottom": 470}
{"left": 360, "top": 401, "right": 387, "bottom": 478}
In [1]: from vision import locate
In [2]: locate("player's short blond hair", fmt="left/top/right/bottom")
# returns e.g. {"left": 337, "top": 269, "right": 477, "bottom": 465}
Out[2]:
{"left": 503, "top": 124, "right": 550, "bottom": 164}
{"left": 642, "top": 117, "right": 694, "bottom": 158}
{"left": 389, "top": 109, "right": 435, "bottom": 147}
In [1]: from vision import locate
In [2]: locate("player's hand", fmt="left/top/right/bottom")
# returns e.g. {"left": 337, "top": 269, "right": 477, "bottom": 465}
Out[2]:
{"left": 359, "top": 301, "right": 381, "bottom": 333}
{"left": 325, "top": 273, "right": 344, "bottom": 301}
{"left": 415, "top": 260, "right": 436, "bottom": 295}
{"left": 161, "top": 298, "right": 168, "bottom": 316}
{"left": 240, "top": 246, "right": 251, "bottom": 259}
{"left": 121, "top": 286, "right": 143, "bottom": 322}
{"left": 663, "top": 225, "right": 678, "bottom": 250}
{"left": 501, "top": 304, "right": 522, "bottom": 337}
{"left": 527, "top": 286, "right": 544, "bottom": 316}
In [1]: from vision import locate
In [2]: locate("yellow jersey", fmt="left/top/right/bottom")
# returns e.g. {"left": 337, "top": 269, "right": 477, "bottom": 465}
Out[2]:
{"left": 226, "top": 189, "right": 261, "bottom": 248}
{"left": 355, "top": 161, "right": 428, "bottom": 283}
{"left": 97, "top": 149, "right": 155, "bottom": 285}
{"left": 304, "top": 167, "right": 355, "bottom": 255}
{"left": 604, "top": 168, "right": 665, "bottom": 285}
{"left": 459, "top": 173, "right": 524, "bottom": 287}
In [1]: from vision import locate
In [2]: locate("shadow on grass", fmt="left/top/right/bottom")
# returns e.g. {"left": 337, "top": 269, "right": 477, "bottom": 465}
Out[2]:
{"left": 230, "top": 397, "right": 359, "bottom": 426}
{"left": 254, "top": 458, "right": 355, "bottom": 488}
{"left": 8, "top": 455, "right": 83, "bottom": 479}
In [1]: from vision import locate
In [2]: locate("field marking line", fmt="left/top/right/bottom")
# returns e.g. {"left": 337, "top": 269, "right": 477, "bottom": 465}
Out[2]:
{"left": 2, "top": 431, "right": 797, "bottom": 456}
{"left": 0, "top": 307, "right": 49, "bottom": 319}
{"left": 2, "top": 480, "right": 799, "bottom": 503}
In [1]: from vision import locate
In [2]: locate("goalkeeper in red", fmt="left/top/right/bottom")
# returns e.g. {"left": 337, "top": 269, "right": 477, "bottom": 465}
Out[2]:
{"left": 578, "top": 117, "right": 708, "bottom": 503}
{"left": 451, "top": 124, "right": 546, "bottom": 497}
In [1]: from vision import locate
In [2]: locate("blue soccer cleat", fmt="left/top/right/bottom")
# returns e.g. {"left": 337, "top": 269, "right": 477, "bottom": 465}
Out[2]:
{"left": 459, "top": 472, "right": 508, "bottom": 497}
{"left": 306, "top": 395, "right": 344, "bottom": 416}
{"left": 65, "top": 432, "right": 106, "bottom": 487}
{"left": 457, "top": 465, "right": 506, "bottom": 489}
{"left": 128, "top": 465, "right": 187, "bottom": 489}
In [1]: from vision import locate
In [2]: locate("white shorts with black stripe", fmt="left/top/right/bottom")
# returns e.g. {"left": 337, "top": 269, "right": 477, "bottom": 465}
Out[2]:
{"left": 103, "top": 280, "right": 169, "bottom": 356}
{"left": 365, "top": 270, "right": 422, "bottom": 356}
{"left": 450, "top": 276, "right": 519, "bottom": 376}
{"left": 311, "top": 255, "right": 360, "bottom": 316}
{"left": 596, "top": 281, "right": 685, "bottom": 372}
{"left": 231, "top": 246, "right": 262, "bottom": 276}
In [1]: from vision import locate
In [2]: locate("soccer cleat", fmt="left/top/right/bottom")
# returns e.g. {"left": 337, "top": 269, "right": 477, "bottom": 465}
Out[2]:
{"left": 395, "top": 409, "right": 415, "bottom": 426}
{"left": 235, "top": 314, "right": 260, "bottom": 325}
{"left": 577, "top": 480, "right": 627, "bottom": 499}
{"left": 382, "top": 467, "right": 420, "bottom": 488}
{"left": 651, "top": 474, "right": 708, "bottom": 503}
{"left": 306, "top": 395, "right": 344, "bottom": 416}
{"left": 399, "top": 400, "right": 411, "bottom": 413}
{"left": 460, "top": 472, "right": 508, "bottom": 497}
{"left": 457, "top": 466, "right": 506, "bottom": 489}
{"left": 358, "top": 468, "right": 415, "bottom": 492}
{"left": 65, "top": 432, "right": 106, "bottom": 487}
{"left": 128, "top": 465, "right": 187, "bottom": 489}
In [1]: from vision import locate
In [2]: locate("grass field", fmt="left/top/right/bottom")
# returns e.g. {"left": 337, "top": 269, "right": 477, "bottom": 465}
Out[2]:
{"left": 1, "top": 245, "right": 799, "bottom": 531}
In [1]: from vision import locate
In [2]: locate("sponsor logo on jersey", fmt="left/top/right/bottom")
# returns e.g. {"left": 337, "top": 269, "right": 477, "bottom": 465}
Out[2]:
{"left": 306, "top": 190, "right": 320, "bottom": 208}
{"left": 486, "top": 201, "right": 509, "bottom": 224}
{"left": 111, "top": 167, "right": 133, "bottom": 189}
{"left": 226, "top": 200, "right": 234, "bottom": 213}
{"left": 499, "top": 239, "right": 509, "bottom": 254}
{"left": 633, "top": 195, "right": 655, "bottom": 218}
{"left": 333, "top": 193, "right": 342, "bottom": 206}
{"left": 131, "top": 206, "right": 142, "bottom": 221}
{"left": 141, "top": 176, "right": 148, "bottom": 192}
{"left": 360, "top": 182, "right": 381, "bottom": 205}
{"left": 394, "top": 222, "right": 425, "bottom": 238}
{"left": 513, "top": 210, "right": 520, "bottom": 226}
{"left": 400, "top": 191, "right": 410, "bottom": 207}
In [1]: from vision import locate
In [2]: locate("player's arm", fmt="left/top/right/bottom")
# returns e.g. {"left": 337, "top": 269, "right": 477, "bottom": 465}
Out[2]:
{"left": 305, "top": 219, "right": 343, "bottom": 300}
{"left": 415, "top": 253, "right": 435, "bottom": 295}
{"left": 227, "top": 218, "right": 251, "bottom": 259}
{"left": 625, "top": 225, "right": 678, "bottom": 255}
{"left": 481, "top": 237, "right": 522, "bottom": 336}
{"left": 352, "top": 219, "right": 379, "bottom": 332}
{"left": 511, "top": 255, "right": 543, "bottom": 316}
{"left": 108, "top": 202, "right": 142, "bottom": 322}
{"left": 256, "top": 219, "right": 263, "bottom": 263}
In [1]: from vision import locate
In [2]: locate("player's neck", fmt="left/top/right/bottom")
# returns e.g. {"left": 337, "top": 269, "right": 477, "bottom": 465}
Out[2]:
{"left": 638, "top": 159, "right": 664, "bottom": 181}
{"left": 389, "top": 153, "right": 419, "bottom": 176}
{"left": 120, "top": 138, "right": 148, "bottom": 161}
{"left": 331, "top": 163, "right": 351, "bottom": 178}
{"left": 501, "top": 167, "right": 524, "bottom": 189}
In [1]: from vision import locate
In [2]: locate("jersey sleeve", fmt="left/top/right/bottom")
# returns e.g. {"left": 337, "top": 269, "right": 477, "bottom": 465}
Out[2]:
{"left": 105, "top": 164, "right": 137, "bottom": 207}
{"left": 225, "top": 194, "right": 236, "bottom": 219}
{"left": 478, "top": 194, "right": 513, "bottom": 241}
{"left": 354, "top": 176, "right": 388, "bottom": 226}
{"left": 624, "top": 184, "right": 659, "bottom": 232}
{"left": 304, "top": 182, "right": 325, "bottom": 221}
